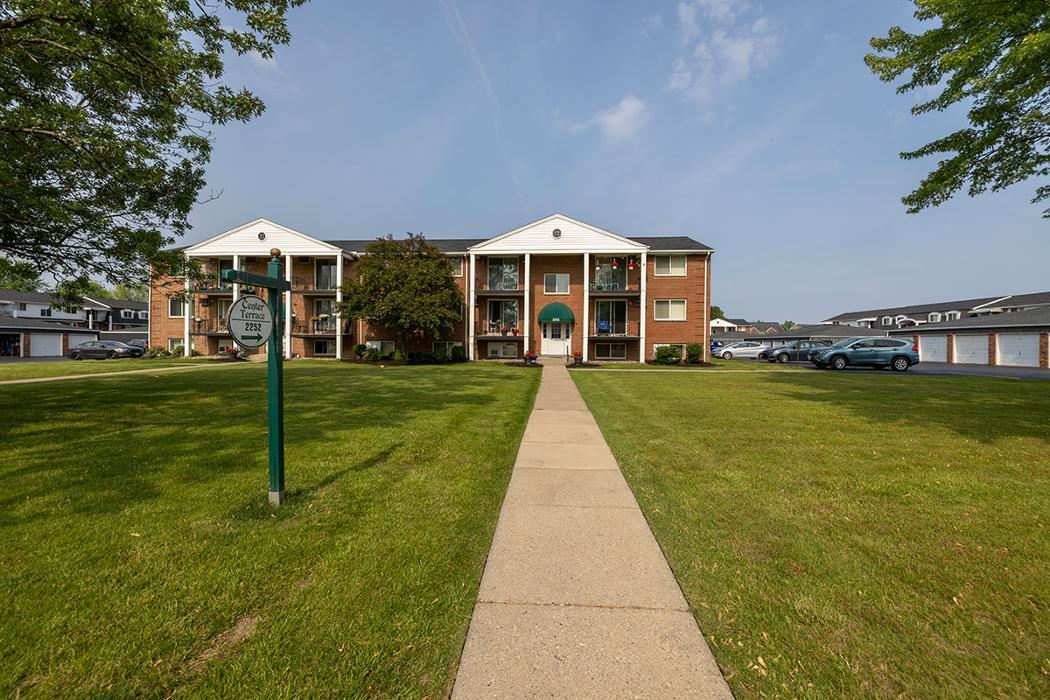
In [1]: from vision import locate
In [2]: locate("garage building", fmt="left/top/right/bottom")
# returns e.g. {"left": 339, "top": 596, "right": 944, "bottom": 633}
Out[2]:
{"left": 0, "top": 318, "right": 99, "bottom": 358}
{"left": 889, "top": 306, "right": 1049, "bottom": 368}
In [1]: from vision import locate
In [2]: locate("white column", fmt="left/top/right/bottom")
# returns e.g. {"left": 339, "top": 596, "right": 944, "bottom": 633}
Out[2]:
{"left": 232, "top": 254, "right": 240, "bottom": 302}
{"left": 183, "top": 273, "right": 191, "bottom": 357}
{"left": 582, "top": 253, "right": 590, "bottom": 362}
{"left": 703, "top": 253, "right": 710, "bottom": 363}
{"left": 639, "top": 251, "right": 647, "bottom": 362}
{"left": 335, "top": 254, "right": 344, "bottom": 360}
{"left": 523, "top": 253, "right": 531, "bottom": 357}
{"left": 284, "top": 254, "right": 293, "bottom": 359}
{"left": 468, "top": 254, "right": 476, "bottom": 359}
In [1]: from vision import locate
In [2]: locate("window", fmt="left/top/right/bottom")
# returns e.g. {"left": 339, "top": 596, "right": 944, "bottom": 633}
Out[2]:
{"left": 928, "top": 312, "right": 941, "bottom": 323}
{"left": 881, "top": 316, "right": 892, "bottom": 326}
{"left": 487, "top": 341, "right": 518, "bottom": 358}
{"left": 17, "top": 302, "right": 26, "bottom": 311}
{"left": 315, "top": 260, "right": 337, "bottom": 290}
{"left": 217, "top": 258, "right": 235, "bottom": 289}
{"left": 449, "top": 257, "right": 464, "bottom": 277}
{"left": 544, "top": 273, "right": 570, "bottom": 295}
{"left": 487, "top": 299, "right": 519, "bottom": 333}
{"left": 875, "top": 339, "right": 908, "bottom": 348}
{"left": 121, "top": 309, "right": 133, "bottom": 319}
{"left": 654, "top": 299, "right": 687, "bottom": 321}
{"left": 314, "top": 340, "right": 335, "bottom": 356}
{"left": 654, "top": 343, "right": 685, "bottom": 358}
{"left": 433, "top": 341, "right": 462, "bottom": 355}
{"left": 487, "top": 257, "right": 519, "bottom": 290}
{"left": 594, "top": 299, "right": 627, "bottom": 335}
{"left": 366, "top": 340, "right": 396, "bottom": 356}
{"left": 167, "top": 337, "right": 183, "bottom": 351}
{"left": 138, "top": 310, "right": 148, "bottom": 320}
{"left": 851, "top": 339, "right": 878, "bottom": 348}
{"left": 39, "top": 307, "right": 52, "bottom": 317}
{"left": 654, "top": 255, "right": 687, "bottom": 276}
{"left": 593, "top": 343, "right": 626, "bottom": 360}
{"left": 945, "top": 311, "right": 961, "bottom": 321}
{"left": 168, "top": 297, "right": 186, "bottom": 317}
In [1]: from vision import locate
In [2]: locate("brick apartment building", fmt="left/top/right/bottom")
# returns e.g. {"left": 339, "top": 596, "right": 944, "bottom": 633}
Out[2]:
{"left": 150, "top": 214, "right": 713, "bottom": 362}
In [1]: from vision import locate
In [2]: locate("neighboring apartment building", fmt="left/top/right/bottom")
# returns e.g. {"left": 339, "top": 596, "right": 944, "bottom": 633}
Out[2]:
{"left": 149, "top": 214, "right": 714, "bottom": 362}
{"left": 0, "top": 289, "right": 148, "bottom": 331}
{"left": 822, "top": 292, "right": 1050, "bottom": 330}
{"left": 710, "top": 318, "right": 780, "bottom": 335}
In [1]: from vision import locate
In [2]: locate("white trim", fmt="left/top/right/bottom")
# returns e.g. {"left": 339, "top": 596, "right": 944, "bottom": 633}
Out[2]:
{"left": 182, "top": 274, "right": 191, "bottom": 357}
{"left": 167, "top": 296, "right": 185, "bottom": 318}
{"left": 147, "top": 280, "right": 152, "bottom": 347}
{"left": 583, "top": 253, "right": 590, "bottom": 362}
{"left": 523, "top": 253, "right": 531, "bottom": 356}
{"left": 468, "top": 254, "right": 476, "bottom": 359}
{"left": 543, "top": 272, "right": 570, "bottom": 295}
{"left": 654, "top": 298, "right": 687, "bottom": 322}
{"left": 704, "top": 253, "right": 710, "bottom": 362}
{"left": 653, "top": 254, "right": 687, "bottom": 277}
{"left": 639, "top": 252, "right": 647, "bottom": 361}
{"left": 467, "top": 213, "right": 648, "bottom": 253}
{"left": 183, "top": 217, "right": 344, "bottom": 254}
{"left": 284, "top": 254, "right": 293, "bottom": 359}
{"left": 450, "top": 256, "right": 464, "bottom": 277}
{"left": 232, "top": 254, "right": 240, "bottom": 302}
{"left": 335, "top": 254, "right": 344, "bottom": 360}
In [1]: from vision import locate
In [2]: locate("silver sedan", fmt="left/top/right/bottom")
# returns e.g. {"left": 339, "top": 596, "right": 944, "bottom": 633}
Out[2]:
{"left": 715, "top": 340, "right": 768, "bottom": 360}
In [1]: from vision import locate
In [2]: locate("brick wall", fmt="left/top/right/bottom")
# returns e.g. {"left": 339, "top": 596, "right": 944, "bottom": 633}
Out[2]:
{"left": 946, "top": 334, "right": 954, "bottom": 363}
{"left": 987, "top": 334, "right": 996, "bottom": 366}
{"left": 645, "top": 253, "right": 709, "bottom": 361}
{"left": 1041, "top": 331, "right": 1049, "bottom": 368}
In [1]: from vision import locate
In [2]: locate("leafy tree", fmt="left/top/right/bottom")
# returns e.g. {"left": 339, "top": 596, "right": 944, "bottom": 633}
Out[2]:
{"left": 782, "top": 320, "right": 797, "bottom": 330}
{"left": 337, "top": 235, "right": 463, "bottom": 352}
{"left": 710, "top": 305, "right": 726, "bottom": 320}
{"left": 866, "top": 1, "right": 1050, "bottom": 217}
{"left": 0, "top": 255, "right": 40, "bottom": 290}
{"left": 0, "top": 0, "right": 307, "bottom": 303}
{"left": 109, "top": 282, "right": 149, "bottom": 302}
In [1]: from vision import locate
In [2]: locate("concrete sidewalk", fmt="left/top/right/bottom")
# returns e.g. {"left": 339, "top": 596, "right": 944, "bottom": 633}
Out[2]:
{"left": 452, "top": 363, "right": 732, "bottom": 698}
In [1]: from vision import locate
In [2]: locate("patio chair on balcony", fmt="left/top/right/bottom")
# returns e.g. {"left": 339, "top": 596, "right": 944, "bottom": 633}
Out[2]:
{"left": 596, "top": 320, "right": 611, "bottom": 335}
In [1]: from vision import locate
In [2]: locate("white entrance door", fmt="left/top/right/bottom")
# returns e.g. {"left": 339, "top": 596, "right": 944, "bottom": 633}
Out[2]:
{"left": 918, "top": 335, "right": 947, "bottom": 362}
{"left": 953, "top": 335, "right": 987, "bottom": 364}
{"left": 997, "top": 333, "right": 1039, "bottom": 367}
{"left": 541, "top": 321, "right": 571, "bottom": 356}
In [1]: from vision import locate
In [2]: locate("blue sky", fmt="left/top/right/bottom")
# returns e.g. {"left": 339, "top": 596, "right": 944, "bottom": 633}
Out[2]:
{"left": 187, "top": 0, "right": 1048, "bottom": 322}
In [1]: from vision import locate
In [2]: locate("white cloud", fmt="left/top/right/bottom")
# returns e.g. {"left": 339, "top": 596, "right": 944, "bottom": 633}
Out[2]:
{"left": 247, "top": 50, "right": 277, "bottom": 69}
{"left": 563, "top": 95, "right": 649, "bottom": 143}
{"left": 668, "top": 0, "right": 775, "bottom": 105}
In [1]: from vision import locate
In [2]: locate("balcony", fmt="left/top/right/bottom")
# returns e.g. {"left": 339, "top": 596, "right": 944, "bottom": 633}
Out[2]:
{"left": 191, "top": 317, "right": 231, "bottom": 335}
{"left": 477, "top": 319, "right": 523, "bottom": 339}
{"left": 292, "top": 318, "right": 346, "bottom": 336}
{"left": 588, "top": 281, "right": 640, "bottom": 296}
{"left": 293, "top": 275, "right": 338, "bottom": 294}
{"left": 192, "top": 280, "right": 234, "bottom": 295}
{"left": 476, "top": 280, "right": 525, "bottom": 296}
{"left": 588, "top": 319, "right": 640, "bottom": 338}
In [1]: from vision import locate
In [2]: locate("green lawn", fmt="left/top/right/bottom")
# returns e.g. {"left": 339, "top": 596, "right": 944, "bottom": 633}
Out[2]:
{"left": 1, "top": 361, "right": 539, "bottom": 697}
{"left": 571, "top": 358, "right": 801, "bottom": 370}
{"left": 0, "top": 356, "right": 221, "bottom": 381}
{"left": 572, "top": 370, "right": 1049, "bottom": 698}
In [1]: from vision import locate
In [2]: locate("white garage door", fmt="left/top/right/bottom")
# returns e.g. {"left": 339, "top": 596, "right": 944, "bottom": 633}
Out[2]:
{"left": 997, "top": 333, "right": 1040, "bottom": 367}
{"left": 29, "top": 333, "right": 62, "bottom": 357}
{"left": 918, "top": 335, "right": 947, "bottom": 362}
{"left": 68, "top": 334, "right": 95, "bottom": 349}
{"left": 953, "top": 335, "right": 987, "bottom": 365}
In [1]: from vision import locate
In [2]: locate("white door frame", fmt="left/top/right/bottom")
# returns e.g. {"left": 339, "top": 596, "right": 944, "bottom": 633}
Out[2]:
{"left": 540, "top": 321, "right": 571, "bottom": 356}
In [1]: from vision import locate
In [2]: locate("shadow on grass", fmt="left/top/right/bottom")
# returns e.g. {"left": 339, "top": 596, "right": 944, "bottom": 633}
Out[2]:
{"left": 0, "top": 364, "right": 530, "bottom": 524}
{"left": 763, "top": 371, "right": 1050, "bottom": 444}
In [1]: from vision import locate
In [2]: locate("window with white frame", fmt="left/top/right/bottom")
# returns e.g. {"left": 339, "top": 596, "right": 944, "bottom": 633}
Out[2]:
{"left": 928, "top": 312, "right": 941, "bottom": 323}
{"left": 314, "top": 340, "right": 335, "bottom": 356}
{"left": 593, "top": 342, "right": 627, "bottom": 360}
{"left": 433, "top": 341, "right": 462, "bottom": 355}
{"left": 138, "top": 310, "right": 148, "bottom": 320}
{"left": 654, "top": 299, "right": 687, "bottom": 321}
{"left": 366, "top": 340, "right": 396, "bottom": 356}
{"left": 449, "top": 257, "right": 464, "bottom": 277}
{"left": 168, "top": 297, "right": 186, "bottom": 317}
{"left": 654, "top": 343, "right": 686, "bottom": 358}
{"left": 121, "top": 309, "right": 133, "bottom": 319}
{"left": 654, "top": 255, "right": 687, "bottom": 276}
{"left": 543, "top": 273, "right": 569, "bottom": 295}
{"left": 881, "top": 316, "right": 892, "bottom": 326}
{"left": 167, "top": 337, "right": 183, "bottom": 351}
{"left": 487, "top": 341, "right": 518, "bottom": 358}
{"left": 945, "top": 311, "right": 961, "bottom": 320}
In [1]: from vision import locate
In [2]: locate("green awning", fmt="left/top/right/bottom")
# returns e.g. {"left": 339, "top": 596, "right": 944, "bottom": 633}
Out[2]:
{"left": 537, "top": 302, "right": 574, "bottom": 323}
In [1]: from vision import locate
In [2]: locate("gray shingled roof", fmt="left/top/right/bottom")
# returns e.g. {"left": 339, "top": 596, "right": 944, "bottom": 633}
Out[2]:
{"left": 823, "top": 296, "right": 1001, "bottom": 322}
{"left": 973, "top": 291, "right": 1050, "bottom": 309}
{"left": 0, "top": 317, "right": 99, "bottom": 333}
{"left": 887, "top": 305, "right": 1050, "bottom": 333}
{"left": 326, "top": 235, "right": 712, "bottom": 254}
{"left": 0, "top": 289, "right": 61, "bottom": 305}
{"left": 765, "top": 324, "right": 888, "bottom": 340}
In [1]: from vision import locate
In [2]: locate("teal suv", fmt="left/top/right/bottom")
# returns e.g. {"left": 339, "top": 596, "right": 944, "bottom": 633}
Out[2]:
{"left": 809, "top": 337, "right": 919, "bottom": 372}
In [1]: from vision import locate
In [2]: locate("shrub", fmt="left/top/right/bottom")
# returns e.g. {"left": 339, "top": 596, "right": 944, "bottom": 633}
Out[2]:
{"left": 654, "top": 345, "right": 682, "bottom": 365}
{"left": 450, "top": 345, "right": 466, "bottom": 362}
{"left": 363, "top": 348, "right": 382, "bottom": 362}
{"left": 146, "top": 346, "right": 170, "bottom": 359}
{"left": 433, "top": 347, "right": 449, "bottom": 363}
{"left": 685, "top": 342, "right": 704, "bottom": 364}
{"left": 392, "top": 348, "right": 406, "bottom": 362}
{"left": 352, "top": 343, "right": 367, "bottom": 359}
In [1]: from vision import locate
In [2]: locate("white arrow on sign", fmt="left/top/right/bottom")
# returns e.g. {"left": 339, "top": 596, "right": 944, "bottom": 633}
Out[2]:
{"left": 227, "top": 295, "right": 274, "bottom": 348}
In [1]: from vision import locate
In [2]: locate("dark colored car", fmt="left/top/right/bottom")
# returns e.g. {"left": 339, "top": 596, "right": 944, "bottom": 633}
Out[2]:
{"left": 126, "top": 339, "right": 148, "bottom": 350}
{"left": 758, "top": 339, "right": 832, "bottom": 363}
{"left": 809, "top": 336, "right": 919, "bottom": 372}
{"left": 68, "top": 340, "right": 145, "bottom": 360}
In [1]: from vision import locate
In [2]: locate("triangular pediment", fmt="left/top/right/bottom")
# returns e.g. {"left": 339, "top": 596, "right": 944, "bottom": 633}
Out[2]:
{"left": 469, "top": 214, "right": 648, "bottom": 254}
{"left": 185, "top": 218, "right": 343, "bottom": 256}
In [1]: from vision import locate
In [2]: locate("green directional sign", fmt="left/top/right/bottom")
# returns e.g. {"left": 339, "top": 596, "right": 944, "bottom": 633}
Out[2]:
{"left": 227, "top": 295, "right": 273, "bottom": 348}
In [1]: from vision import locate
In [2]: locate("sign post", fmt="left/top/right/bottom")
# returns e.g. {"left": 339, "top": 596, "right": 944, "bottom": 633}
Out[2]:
{"left": 222, "top": 248, "right": 292, "bottom": 506}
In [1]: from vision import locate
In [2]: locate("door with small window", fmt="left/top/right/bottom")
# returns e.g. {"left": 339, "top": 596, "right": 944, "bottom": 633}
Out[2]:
{"left": 540, "top": 321, "right": 571, "bottom": 356}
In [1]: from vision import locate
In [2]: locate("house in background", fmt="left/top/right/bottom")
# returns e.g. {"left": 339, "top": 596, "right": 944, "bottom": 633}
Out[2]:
{"left": 710, "top": 318, "right": 781, "bottom": 335}
{"left": 710, "top": 318, "right": 737, "bottom": 334}
{"left": 150, "top": 214, "right": 714, "bottom": 362}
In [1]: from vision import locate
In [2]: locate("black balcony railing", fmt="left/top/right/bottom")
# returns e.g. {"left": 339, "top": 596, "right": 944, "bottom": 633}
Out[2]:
{"left": 591, "top": 319, "right": 639, "bottom": 336}
{"left": 192, "top": 317, "right": 230, "bottom": 334}
{"left": 589, "top": 281, "right": 639, "bottom": 292}
{"left": 293, "top": 318, "right": 343, "bottom": 335}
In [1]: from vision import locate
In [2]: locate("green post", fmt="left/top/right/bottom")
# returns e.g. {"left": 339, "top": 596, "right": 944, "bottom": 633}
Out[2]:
{"left": 266, "top": 249, "right": 286, "bottom": 505}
